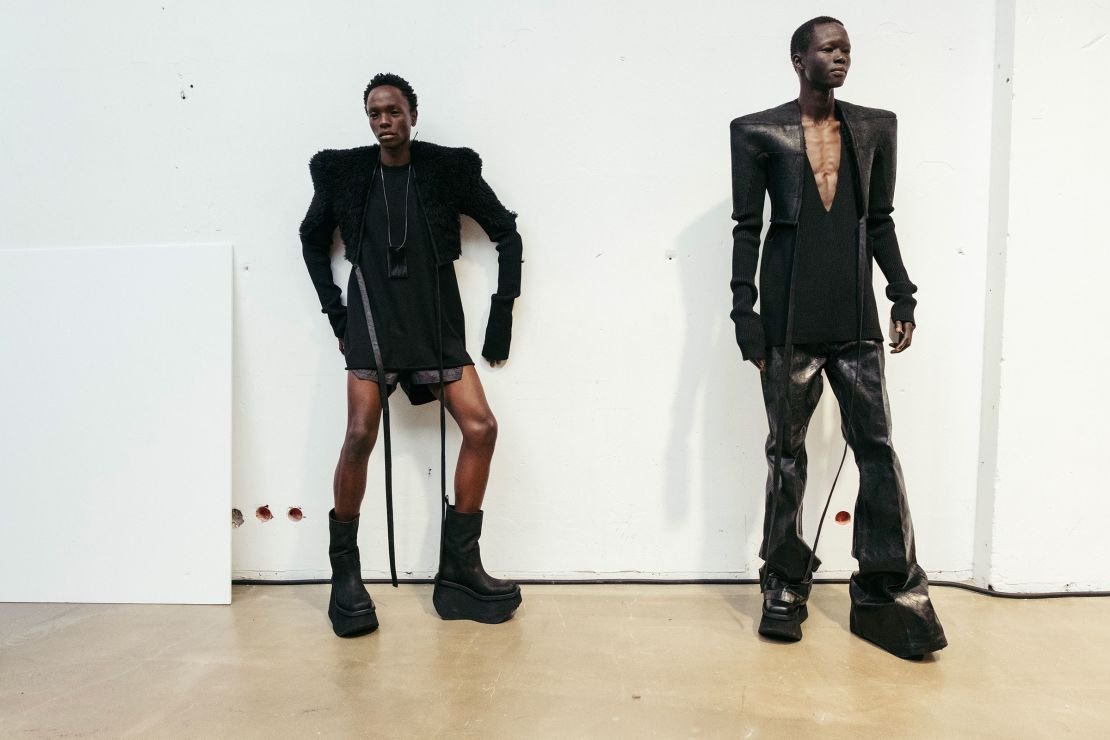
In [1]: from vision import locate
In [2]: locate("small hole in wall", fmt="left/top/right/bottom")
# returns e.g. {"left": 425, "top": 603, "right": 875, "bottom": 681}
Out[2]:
{"left": 288, "top": 507, "right": 304, "bottom": 522}
{"left": 231, "top": 509, "right": 244, "bottom": 528}
{"left": 256, "top": 505, "right": 273, "bottom": 522}
{"left": 834, "top": 510, "right": 851, "bottom": 525}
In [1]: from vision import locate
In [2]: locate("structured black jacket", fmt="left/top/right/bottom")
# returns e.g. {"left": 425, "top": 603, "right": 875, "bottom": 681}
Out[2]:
{"left": 729, "top": 99, "right": 917, "bottom": 361}
{"left": 300, "top": 140, "right": 523, "bottom": 360}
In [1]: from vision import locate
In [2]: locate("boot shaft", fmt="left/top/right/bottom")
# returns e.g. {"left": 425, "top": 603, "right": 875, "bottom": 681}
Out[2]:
{"left": 443, "top": 505, "right": 484, "bottom": 555}
{"left": 329, "top": 509, "right": 361, "bottom": 558}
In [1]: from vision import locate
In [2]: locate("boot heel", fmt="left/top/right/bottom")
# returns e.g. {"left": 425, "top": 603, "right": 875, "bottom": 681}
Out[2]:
{"left": 433, "top": 578, "right": 522, "bottom": 624}
{"left": 328, "top": 591, "right": 379, "bottom": 637}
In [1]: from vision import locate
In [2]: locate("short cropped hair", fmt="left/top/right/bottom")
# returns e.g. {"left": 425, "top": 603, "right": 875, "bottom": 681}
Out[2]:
{"left": 790, "top": 16, "right": 845, "bottom": 57}
{"left": 363, "top": 73, "right": 418, "bottom": 114}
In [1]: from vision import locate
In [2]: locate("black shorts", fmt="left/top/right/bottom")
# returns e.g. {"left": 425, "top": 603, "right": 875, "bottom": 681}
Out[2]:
{"left": 349, "top": 366, "right": 466, "bottom": 406}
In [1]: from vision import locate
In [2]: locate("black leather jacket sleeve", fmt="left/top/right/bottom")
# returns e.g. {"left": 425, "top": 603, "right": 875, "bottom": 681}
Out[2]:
{"left": 867, "top": 119, "right": 917, "bottom": 325}
{"left": 299, "top": 153, "right": 347, "bottom": 339}
{"left": 460, "top": 163, "right": 523, "bottom": 362}
{"left": 729, "top": 122, "right": 769, "bottom": 361}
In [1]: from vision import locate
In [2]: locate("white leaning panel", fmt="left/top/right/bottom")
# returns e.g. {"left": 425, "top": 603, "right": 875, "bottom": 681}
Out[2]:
{"left": 0, "top": 244, "right": 231, "bottom": 604}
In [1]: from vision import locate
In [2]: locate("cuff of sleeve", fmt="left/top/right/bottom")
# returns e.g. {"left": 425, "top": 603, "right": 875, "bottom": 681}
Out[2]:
{"left": 482, "top": 297, "right": 514, "bottom": 361}
{"left": 890, "top": 299, "right": 916, "bottom": 326}
{"left": 739, "top": 344, "right": 766, "bottom": 362}
{"left": 327, "top": 308, "right": 347, "bottom": 339}
{"left": 886, "top": 282, "right": 917, "bottom": 326}
{"left": 735, "top": 318, "right": 766, "bottom": 362}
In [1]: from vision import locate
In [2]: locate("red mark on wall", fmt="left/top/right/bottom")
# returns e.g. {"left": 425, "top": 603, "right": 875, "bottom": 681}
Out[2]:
{"left": 835, "top": 511, "right": 851, "bottom": 525}
{"left": 256, "top": 505, "right": 273, "bottom": 523}
{"left": 288, "top": 507, "right": 304, "bottom": 522}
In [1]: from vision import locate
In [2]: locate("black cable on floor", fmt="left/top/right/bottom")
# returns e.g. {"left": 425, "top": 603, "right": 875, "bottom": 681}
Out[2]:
{"left": 230, "top": 577, "right": 1110, "bottom": 599}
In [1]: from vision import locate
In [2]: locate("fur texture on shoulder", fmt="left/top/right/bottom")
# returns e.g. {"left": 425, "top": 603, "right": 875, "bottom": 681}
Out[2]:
{"left": 301, "top": 139, "right": 514, "bottom": 265}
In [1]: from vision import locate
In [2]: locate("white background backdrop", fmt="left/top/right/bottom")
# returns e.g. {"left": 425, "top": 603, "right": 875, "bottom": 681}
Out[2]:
{"left": 2, "top": 0, "right": 1105, "bottom": 596}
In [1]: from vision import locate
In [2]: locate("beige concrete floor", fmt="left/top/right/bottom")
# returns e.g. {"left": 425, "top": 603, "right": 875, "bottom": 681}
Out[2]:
{"left": 1, "top": 584, "right": 1107, "bottom": 739}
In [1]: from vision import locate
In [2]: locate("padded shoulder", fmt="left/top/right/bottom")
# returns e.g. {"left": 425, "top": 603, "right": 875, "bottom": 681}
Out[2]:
{"left": 837, "top": 99, "right": 897, "bottom": 122}
{"left": 307, "top": 146, "right": 377, "bottom": 186}
{"left": 412, "top": 140, "right": 482, "bottom": 175}
{"left": 730, "top": 101, "right": 799, "bottom": 129}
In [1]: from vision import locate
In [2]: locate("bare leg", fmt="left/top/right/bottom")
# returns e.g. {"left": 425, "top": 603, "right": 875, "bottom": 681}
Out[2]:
{"left": 429, "top": 366, "right": 519, "bottom": 621}
{"left": 333, "top": 372, "right": 384, "bottom": 521}
{"left": 431, "top": 365, "right": 497, "bottom": 513}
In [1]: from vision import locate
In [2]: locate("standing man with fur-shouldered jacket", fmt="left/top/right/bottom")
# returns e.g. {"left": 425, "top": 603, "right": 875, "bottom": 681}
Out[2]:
{"left": 300, "top": 73, "right": 523, "bottom": 636}
{"left": 728, "top": 18, "right": 947, "bottom": 658}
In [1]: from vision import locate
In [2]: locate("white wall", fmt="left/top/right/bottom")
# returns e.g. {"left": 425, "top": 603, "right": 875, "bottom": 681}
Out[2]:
{"left": 1, "top": 1, "right": 1001, "bottom": 586}
{"left": 983, "top": 0, "right": 1110, "bottom": 591}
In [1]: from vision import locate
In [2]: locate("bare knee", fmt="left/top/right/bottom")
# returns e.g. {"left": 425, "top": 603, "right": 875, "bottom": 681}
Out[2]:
{"left": 461, "top": 413, "right": 498, "bottom": 449}
{"left": 343, "top": 420, "right": 379, "bottom": 458}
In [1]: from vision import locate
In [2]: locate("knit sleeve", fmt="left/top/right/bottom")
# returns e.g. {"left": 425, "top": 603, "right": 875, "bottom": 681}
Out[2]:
{"left": 459, "top": 152, "right": 523, "bottom": 362}
{"left": 729, "top": 121, "right": 769, "bottom": 361}
{"left": 867, "top": 118, "right": 918, "bottom": 326}
{"left": 299, "top": 152, "right": 346, "bottom": 338}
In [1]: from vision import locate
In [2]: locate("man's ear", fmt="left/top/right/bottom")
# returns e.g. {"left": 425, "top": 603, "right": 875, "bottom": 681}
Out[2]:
{"left": 411, "top": 110, "right": 418, "bottom": 127}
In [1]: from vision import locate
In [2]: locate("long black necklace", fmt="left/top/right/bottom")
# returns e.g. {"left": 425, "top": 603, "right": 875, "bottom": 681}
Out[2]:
{"left": 380, "top": 163, "right": 412, "bottom": 248}
{"left": 379, "top": 163, "right": 411, "bottom": 279}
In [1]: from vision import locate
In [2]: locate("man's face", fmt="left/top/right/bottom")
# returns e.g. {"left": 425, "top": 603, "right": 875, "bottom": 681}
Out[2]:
{"left": 794, "top": 23, "right": 851, "bottom": 89}
{"left": 365, "top": 85, "right": 416, "bottom": 148}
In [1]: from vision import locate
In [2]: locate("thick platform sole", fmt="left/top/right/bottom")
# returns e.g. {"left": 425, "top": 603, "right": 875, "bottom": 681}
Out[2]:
{"left": 758, "top": 604, "right": 809, "bottom": 642}
{"left": 328, "top": 591, "right": 379, "bottom": 638}
{"left": 432, "top": 578, "right": 522, "bottom": 624}
{"left": 850, "top": 609, "right": 947, "bottom": 659}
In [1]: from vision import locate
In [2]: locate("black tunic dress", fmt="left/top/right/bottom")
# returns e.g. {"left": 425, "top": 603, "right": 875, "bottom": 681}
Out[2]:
{"left": 344, "top": 164, "right": 473, "bottom": 382}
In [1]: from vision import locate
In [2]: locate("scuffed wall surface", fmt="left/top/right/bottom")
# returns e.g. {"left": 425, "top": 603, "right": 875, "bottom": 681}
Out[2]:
{"left": 989, "top": 0, "right": 1110, "bottom": 591}
{"left": 0, "top": 1, "right": 996, "bottom": 581}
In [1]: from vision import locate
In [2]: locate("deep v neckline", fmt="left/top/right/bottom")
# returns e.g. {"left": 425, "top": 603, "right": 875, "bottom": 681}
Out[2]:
{"left": 804, "top": 141, "right": 844, "bottom": 214}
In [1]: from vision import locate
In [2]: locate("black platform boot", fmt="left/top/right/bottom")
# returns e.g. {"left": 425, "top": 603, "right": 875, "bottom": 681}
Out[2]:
{"left": 758, "top": 570, "right": 811, "bottom": 642}
{"left": 849, "top": 566, "right": 947, "bottom": 659}
{"left": 432, "top": 506, "right": 522, "bottom": 624}
{"left": 328, "top": 510, "right": 379, "bottom": 637}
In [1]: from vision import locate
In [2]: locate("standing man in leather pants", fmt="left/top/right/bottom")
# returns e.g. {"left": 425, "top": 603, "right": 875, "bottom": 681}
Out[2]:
{"left": 727, "top": 17, "right": 947, "bottom": 658}
{"left": 300, "top": 73, "right": 524, "bottom": 636}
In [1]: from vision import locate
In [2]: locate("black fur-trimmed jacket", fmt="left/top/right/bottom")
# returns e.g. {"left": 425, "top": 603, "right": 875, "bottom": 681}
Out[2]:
{"left": 729, "top": 99, "right": 917, "bottom": 361}
{"left": 299, "top": 140, "right": 523, "bottom": 361}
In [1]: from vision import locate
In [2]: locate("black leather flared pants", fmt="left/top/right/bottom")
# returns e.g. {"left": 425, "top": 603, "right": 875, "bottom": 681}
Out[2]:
{"left": 760, "top": 340, "right": 946, "bottom": 655}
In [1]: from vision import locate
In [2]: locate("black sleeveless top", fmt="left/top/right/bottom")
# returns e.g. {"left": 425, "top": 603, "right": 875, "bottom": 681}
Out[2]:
{"left": 787, "top": 139, "right": 882, "bottom": 345}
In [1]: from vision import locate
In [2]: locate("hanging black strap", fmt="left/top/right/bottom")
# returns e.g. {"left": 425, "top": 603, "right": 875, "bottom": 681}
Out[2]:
{"left": 767, "top": 195, "right": 801, "bottom": 582}
{"left": 410, "top": 170, "right": 451, "bottom": 568}
{"left": 346, "top": 158, "right": 399, "bottom": 588}
{"left": 796, "top": 120, "right": 867, "bottom": 582}
{"left": 771, "top": 127, "right": 862, "bottom": 587}
{"left": 352, "top": 265, "right": 398, "bottom": 587}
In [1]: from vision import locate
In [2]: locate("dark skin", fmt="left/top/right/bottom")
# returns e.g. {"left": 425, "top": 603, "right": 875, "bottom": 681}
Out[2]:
{"left": 751, "top": 23, "right": 913, "bottom": 372}
{"left": 333, "top": 85, "right": 502, "bottom": 521}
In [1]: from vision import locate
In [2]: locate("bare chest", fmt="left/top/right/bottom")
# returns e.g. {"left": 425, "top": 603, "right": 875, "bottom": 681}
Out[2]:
{"left": 802, "top": 120, "right": 842, "bottom": 212}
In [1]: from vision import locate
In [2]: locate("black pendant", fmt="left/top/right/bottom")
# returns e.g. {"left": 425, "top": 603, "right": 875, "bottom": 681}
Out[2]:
{"left": 387, "top": 246, "right": 408, "bottom": 279}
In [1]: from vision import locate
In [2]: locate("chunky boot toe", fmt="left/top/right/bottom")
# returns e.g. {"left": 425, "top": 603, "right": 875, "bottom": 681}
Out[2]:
{"left": 849, "top": 606, "right": 947, "bottom": 659}
{"left": 849, "top": 567, "right": 947, "bottom": 659}
{"left": 432, "top": 506, "right": 522, "bottom": 624}
{"left": 756, "top": 569, "right": 811, "bottom": 642}
{"left": 758, "top": 588, "right": 809, "bottom": 642}
{"left": 328, "top": 510, "right": 379, "bottom": 637}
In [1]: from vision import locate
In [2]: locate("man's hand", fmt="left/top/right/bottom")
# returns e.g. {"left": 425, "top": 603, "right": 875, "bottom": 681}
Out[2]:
{"left": 487, "top": 358, "right": 506, "bottom": 368}
{"left": 338, "top": 338, "right": 346, "bottom": 355}
{"left": 750, "top": 358, "right": 766, "bottom": 373}
{"left": 889, "top": 320, "right": 914, "bottom": 354}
